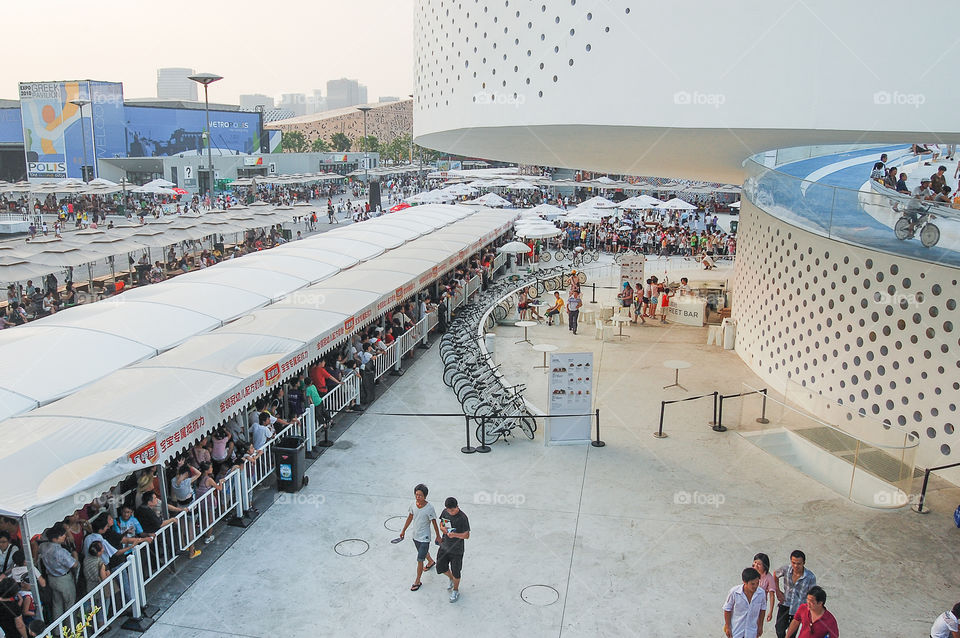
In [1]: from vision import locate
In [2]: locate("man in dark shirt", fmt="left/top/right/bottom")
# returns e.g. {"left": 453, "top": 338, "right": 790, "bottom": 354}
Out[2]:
{"left": 135, "top": 491, "right": 177, "bottom": 535}
{"left": 895, "top": 172, "right": 910, "bottom": 194}
{"left": 436, "top": 497, "right": 470, "bottom": 603}
{"left": 931, "top": 165, "right": 948, "bottom": 193}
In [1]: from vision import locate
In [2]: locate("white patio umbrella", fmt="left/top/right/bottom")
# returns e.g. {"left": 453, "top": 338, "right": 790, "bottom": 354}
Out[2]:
{"left": 656, "top": 197, "right": 697, "bottom": 210}
{"left": 464, "top": 192, "right": 511, "bottom": 207}
{"left": 729, "top": 201, "right": 741, "bottom": 209}
{"left": 515, "top": 226, "right": 561, "bottom": 239}
{"left": 507, "top": 180, "right": 539, "bottom": 190}
{"left": 619, "top": 194, "right": 663, "bottom": 209}
{"left": 578, "top": 196, "right": 619, "bottom": 209}
{"left": 142, "top": 178, "right": 175, "bottom": 189}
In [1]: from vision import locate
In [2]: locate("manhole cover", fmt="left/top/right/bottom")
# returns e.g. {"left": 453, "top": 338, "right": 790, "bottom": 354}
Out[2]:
{"left": 520, "top": 584, "right": 559, "bottom": 606}
{"left": 334, "top": 440, "right": 354, "bottom": 449}
{"left": 384, "top": 516, "right": 404, "bottom": 532}
{"left": 334, "top": 539, "right": 369, "bottom": 557}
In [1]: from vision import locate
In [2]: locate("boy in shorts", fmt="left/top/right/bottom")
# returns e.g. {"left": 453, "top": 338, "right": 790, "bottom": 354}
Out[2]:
{"left": 399, "top": 484, "right": 440, "bottom": 591}
{"left": 436, "top": 497, "right": 471, "bottom": 602}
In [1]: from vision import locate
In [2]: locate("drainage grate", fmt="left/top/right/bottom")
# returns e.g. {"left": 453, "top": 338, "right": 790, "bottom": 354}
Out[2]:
{"left": 520, "top": 584, "right": 560, "bottom": 606}
{"left": 334, "top": 539, "right": 369, "bottom": 557}
{"left": 383, "top": 516, "right": 404, "bottom": 532}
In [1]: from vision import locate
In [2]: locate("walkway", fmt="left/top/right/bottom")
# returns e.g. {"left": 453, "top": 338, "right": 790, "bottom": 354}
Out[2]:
{"left": 133, "top": 260, "right": 960, "bottom": 637}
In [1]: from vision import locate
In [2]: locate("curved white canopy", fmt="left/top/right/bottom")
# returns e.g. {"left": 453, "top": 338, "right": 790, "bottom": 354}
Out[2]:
{"left": 0, "top": 208, "right": 521, "bottom": 531}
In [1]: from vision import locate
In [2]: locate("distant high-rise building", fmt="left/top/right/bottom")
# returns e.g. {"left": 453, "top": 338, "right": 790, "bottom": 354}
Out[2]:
{"left": 379, "top": 96, "right": 400, "bottom": 103}
{"left": 239, "top": 94, "right": 274, "bottom": 111}
{"left": 279, "top": 93, "right": 309, "bottom": 117}
{"left": 311, "top": 89, "right": 327, "bottom": 113}
{"left": 156, "top": 67, "right": 198, "bottom": 101}
{"left": 326, "top": 78, "right": 367, "bottom": 111}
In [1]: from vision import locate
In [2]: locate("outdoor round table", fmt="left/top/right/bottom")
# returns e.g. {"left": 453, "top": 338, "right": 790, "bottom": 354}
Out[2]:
{"left": 515, "top": 320, "right": 537, "bottom": 345}
{"left": 532, "top": 343, "right": 558, "bottom": 370}
{"left": 662, "top": 359, "right": 692, "bottom": 391}
{"left": 609, "top": 315, "right": 632, "bottom": 339}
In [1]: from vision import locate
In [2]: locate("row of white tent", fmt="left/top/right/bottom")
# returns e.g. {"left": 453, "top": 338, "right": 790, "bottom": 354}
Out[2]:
{"left": 0, "top": 204, "right": 517, "bottom": 532}
{"left": 0, "top": 203, "right": 326, "bottom": 283}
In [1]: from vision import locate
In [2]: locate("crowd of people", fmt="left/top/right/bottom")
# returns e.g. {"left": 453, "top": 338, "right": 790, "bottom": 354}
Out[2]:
{"left": 722, "top": 549, "right": 835, "bottom": 638}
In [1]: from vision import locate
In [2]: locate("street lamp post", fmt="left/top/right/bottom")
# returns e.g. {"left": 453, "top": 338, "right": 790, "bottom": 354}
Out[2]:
{"left": 357, "top": 106, "right": 373, "bottom": 208}
{"left": 69, "top": 98, "right": 91, "bottom": 182}
{"left": 188, "top": 73, "right": 223, "bottom": 197}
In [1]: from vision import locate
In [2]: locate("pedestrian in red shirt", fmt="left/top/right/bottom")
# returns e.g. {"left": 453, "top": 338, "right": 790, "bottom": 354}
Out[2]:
{"left": 786, "top": 586, "right": 838, "bottom": 638}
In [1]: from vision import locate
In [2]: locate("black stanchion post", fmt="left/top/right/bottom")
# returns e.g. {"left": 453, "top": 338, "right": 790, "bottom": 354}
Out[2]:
{"left": 712, "top": 393, "right": 727, "bottom": 432}
{"left": 477, "top": 414, "right": 491, "bottom": 453}
{"left": 591, "top": 408, "right": 605, "bottom": 447}
{"left": 654, "top": 401, "right": 668, "bottom": 439}
{"left": 913, "top": 468, "right": 931, "bottom": 514}
{"left": 708, "top": 391, "right": 718, "bottom": 426}
{"left": 590, "top": 282, "right": 597, "bottom": 304}
{"left": 757, "top": 388, "right": 770, "bottom": 424}
{"left": 461, "top": 415, "right": 476, "bottom": 454}
{"left": 317, "top": 411, "right": 335, "bottom": 447}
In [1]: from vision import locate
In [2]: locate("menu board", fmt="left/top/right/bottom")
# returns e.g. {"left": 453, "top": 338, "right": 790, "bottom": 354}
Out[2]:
{"left": 619, "top": 254, "right": 645, "bottom": 287}
{"left": 547, "top": 352, "right": 594, "bottom": 444}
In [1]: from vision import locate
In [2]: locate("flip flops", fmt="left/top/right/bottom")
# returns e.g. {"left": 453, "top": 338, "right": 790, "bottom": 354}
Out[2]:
{"left": 410, "top": 583, "right": 422, "bottom": 591}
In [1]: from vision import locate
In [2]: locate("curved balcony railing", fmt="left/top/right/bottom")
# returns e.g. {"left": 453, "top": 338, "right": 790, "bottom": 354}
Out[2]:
{"left": 743, "top": 152, "right": 960, "bottom": 269}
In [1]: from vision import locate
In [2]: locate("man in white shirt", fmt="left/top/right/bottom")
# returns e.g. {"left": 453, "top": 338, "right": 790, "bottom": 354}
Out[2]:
{"left": 930, "top": 602, "right": 960, "bottom": 638}
{"left": 723, "top": 567, "right": 766, "bottom": 638}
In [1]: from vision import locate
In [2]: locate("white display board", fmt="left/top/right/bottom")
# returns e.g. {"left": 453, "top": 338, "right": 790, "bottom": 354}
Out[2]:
{"left": 619, "top": 254, "right": 645, "bottom": 287}
{"left": 546, "top": 352, "right": 594, "bottom": 444}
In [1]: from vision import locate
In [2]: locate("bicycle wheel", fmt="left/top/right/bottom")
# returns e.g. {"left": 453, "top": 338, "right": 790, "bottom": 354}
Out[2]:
{"left": 590, "top": 249, "right": 600, "bottom": 260}
{"left": 920, "top": 223, "right": 940, "bottom": 248}
{"left": 526, "top": 285, "right": 538, "bottom": 297}
{"left": 539, "top": 252, "right": 552, "bottom": 263}
{"left": 554, "top": 250, "right": 566, "bottom": 261}
{"left": 562, "top": 273, "right": 571, "bottom": 286}
{"left": 535, "top": 280, "right": 546, "bottom": 295}
{"left": 442, "top": 366, "right": 460, "bottom": 387}
{"left": 577, "top": 272, "right": 587, "bottom": 283}
{"left": 476, "top": 420, "right": 502, "bottom": 444}
{"left": 894, "top": 217, "right": 912, "bottom": 240}
{"left": 493, "top": 305, "right": 507, "bottom": 321}
{"left": 462, "top": 394, "right": 482, "bottom": 415}
{"left": 483, "top": 316, "right": 495, "bottom": 331}
{"left": 519, "top": 417, "right": 536, "bottom": 440}
{"left": 613, "top": 253, "right": 624, "bottom": 264}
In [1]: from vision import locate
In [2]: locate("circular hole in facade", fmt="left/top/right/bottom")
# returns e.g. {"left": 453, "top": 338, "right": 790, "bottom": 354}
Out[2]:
{"left": 334, "top": 539, "right": 370, "bottom": 557}
{"left": 520, "top": 584, "right": 560, "bottom": 606}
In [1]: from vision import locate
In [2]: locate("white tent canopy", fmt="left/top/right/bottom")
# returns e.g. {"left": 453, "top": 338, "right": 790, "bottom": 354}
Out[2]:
{"left": 0, "top": 209, "right": 520, "bottom": 531}
{"left": 656, "top": 197, "right": 697, "bottom": 210}
{"left": 463, "top": 193, "right": 512, "bottom": 207}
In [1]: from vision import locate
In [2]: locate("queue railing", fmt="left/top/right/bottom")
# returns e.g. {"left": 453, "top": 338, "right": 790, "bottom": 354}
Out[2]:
{"left": 39, "top": 553, "right": 142, "bottom": 638}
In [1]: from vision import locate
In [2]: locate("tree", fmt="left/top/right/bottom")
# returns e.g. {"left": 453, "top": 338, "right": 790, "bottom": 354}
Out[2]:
{"left": 331, "top": 132, "right": 352, "bottom": 152}
{"left": 310, "top": 138, "right": 331, "bottom": 153}
{"left": 283, "top": 131, "right": 309, "bottom": 153}
{"left": 360, "top": 136, "right": 380, "bottom": 154}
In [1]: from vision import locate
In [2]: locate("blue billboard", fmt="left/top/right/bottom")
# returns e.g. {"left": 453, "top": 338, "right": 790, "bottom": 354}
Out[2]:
{"left": 0, "top": 109, "right": 22, "bottom": 144}
{"left": 125, "top": 106, "right": 261, "bottom": 157}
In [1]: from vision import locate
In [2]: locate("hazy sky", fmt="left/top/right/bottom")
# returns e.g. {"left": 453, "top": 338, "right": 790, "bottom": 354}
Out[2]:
{"left": 2, "top": 0, "right": 415, "bottom": 103}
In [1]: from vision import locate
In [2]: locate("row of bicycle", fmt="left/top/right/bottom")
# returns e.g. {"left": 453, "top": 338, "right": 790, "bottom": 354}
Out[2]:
{"left": 439, "top": 277, "right": 539, "bottom": 444}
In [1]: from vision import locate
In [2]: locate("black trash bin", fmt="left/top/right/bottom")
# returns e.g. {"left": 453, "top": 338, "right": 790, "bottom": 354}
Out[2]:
{"left": 274, "top": 436, "right": 308, "bottom": 492}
